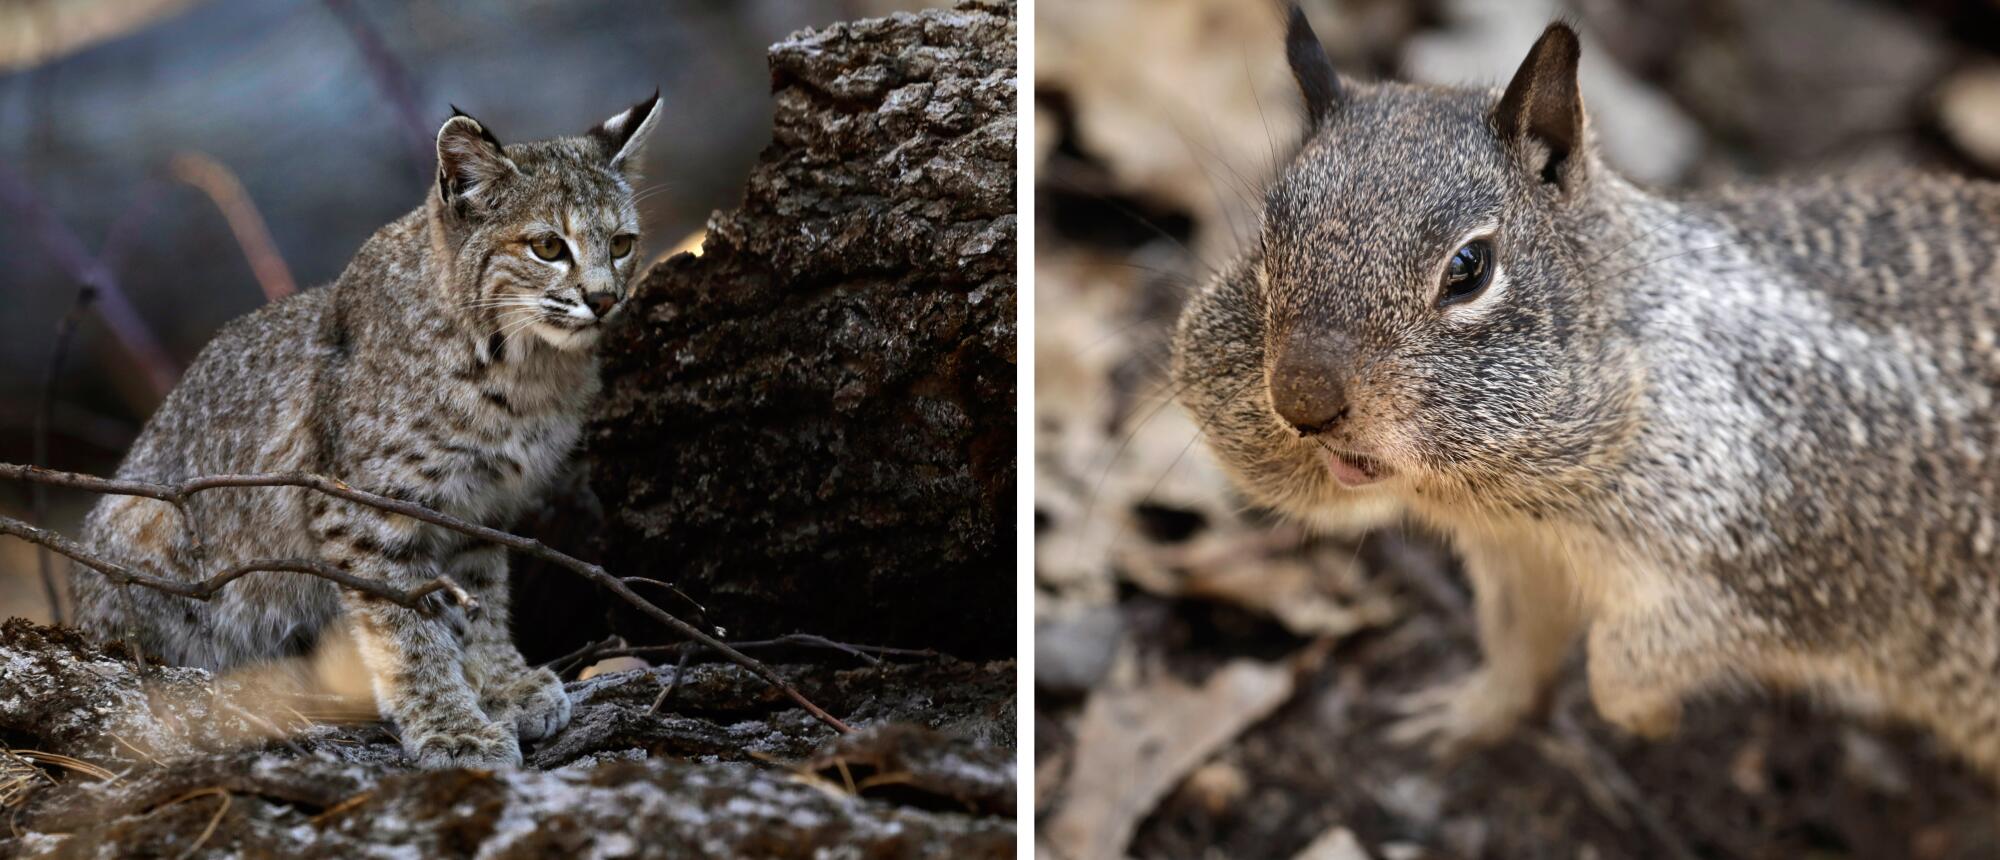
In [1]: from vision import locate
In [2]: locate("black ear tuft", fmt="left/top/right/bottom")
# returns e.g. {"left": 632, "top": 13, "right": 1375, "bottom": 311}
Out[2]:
{"left": 435, "top": 110, "right": 515, "bottom": 207}
{"left": 1285, "top": 3, "right": 1342, "bottom": 125}
{"left": 589, "top": 89, "right": 663, "bottom": 172}
{"left": 1495, "top": 22, "right": 1586, "bottom": 185}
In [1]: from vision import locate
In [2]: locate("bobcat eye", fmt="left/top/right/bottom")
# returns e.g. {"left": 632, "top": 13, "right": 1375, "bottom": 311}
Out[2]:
{"left": 529, "top": 235, "right": 567, "bottom": 261}
{"left": 1439, "top": 239, "right": 1493, "bottom": 306}
{"left": 610, "top": 234, "right": 635, "bottom": 258}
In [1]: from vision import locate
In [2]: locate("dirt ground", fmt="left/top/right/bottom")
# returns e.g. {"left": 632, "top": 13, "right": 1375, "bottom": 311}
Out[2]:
{"left": 1032, "top": 1, "right": 2000, "bottom": 857}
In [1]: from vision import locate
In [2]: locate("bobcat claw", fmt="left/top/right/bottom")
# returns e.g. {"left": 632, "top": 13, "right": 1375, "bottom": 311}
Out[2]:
{"left": 510, "top": 669, "right": 574, "bottom": 741}
{"left": 405, "top": 719, "right": 522, "bottom": 770}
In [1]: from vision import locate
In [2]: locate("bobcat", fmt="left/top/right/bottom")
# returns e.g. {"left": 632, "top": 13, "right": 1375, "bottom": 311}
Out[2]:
{"left": 73, "top": 93, "right": 661, "bottom": 768}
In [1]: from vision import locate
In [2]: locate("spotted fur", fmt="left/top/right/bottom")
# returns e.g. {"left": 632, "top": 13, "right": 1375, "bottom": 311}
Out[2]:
{"left": 73, "top": 93, "right": 662, "bottom": 768}
{"left": 1174, "top": 15, "right": 2000, "bottom": 775}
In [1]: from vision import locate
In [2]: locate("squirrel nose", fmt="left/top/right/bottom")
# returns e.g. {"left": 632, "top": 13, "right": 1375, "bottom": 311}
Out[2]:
{"left": 1269, "top": 330, "right": 1351, "bottom": 435}
{"left": 583, "top": 291, "right": 619, "bottom": 319}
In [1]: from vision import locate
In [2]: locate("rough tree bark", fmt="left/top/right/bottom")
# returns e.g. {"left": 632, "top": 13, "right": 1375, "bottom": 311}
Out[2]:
{"left": 583, "top": 0, "right": 1017, "bottom": 659}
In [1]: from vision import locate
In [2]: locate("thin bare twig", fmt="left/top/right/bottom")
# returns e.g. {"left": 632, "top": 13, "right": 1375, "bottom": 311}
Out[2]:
{"left": 621, "top": 576, "right": 709, "bottom": 620}
{"left": 0, "top": 515, "right": 471, "bottom": 615}
{"left": 539, "top": 634, "right": 624, "bottom": 676}
{"left": 0, "top": 463, "right": 855, "bottom": 735}
{"left": 648, "top": 647, "right": 697, "bottom": 716}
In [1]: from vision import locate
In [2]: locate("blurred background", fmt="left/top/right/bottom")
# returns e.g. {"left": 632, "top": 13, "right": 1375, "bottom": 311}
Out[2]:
{"left": 0, "top": 0, "right": 943, "bottom": 622}
{"left": 1034, "top": 0, "right": 2000, "bottom": 858}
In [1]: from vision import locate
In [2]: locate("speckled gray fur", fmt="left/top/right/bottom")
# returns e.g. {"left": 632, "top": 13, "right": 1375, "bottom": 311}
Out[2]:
{"left": 72, "top": 94, "right": 662, "bottom": 768}
{"left": 1174, "top": 13, "right": 2000, "bottom": 775}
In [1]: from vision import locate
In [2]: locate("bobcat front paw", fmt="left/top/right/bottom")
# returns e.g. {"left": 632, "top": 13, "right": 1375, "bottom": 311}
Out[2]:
{"left": 1386, "top": 668, "right": 1537, "bottom": 759}
{"left": 504, "top": 668, "right": 576, "bottom": 744}
{"left": 403, "top": 718, "right": 523, "bottom": 770}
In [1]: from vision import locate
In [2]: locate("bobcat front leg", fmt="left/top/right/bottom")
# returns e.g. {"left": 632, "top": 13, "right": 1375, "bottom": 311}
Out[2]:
{"left": 317, "top": 500, "right": 518, "bottom": 768}
{"left": 448, "top": 543, "right": 571, "bottom": 741}
{"left": 1390, "top": 531, "right": 1586, "bottom": 757}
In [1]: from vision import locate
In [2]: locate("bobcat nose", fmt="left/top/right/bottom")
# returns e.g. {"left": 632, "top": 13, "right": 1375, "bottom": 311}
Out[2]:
{"left": 1269, "top": 329, "right": 1351, "bottom": 435}
{"left": 583, "top": 291, "right": 619, "bottom": 319}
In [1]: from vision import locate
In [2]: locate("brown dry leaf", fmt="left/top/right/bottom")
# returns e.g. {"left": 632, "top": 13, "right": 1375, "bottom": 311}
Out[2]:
{"left": 1117, "top": 521, "right": 1399, "bottom": 639}
{"left": 578, "top": 655, "right": 649, "bottom": 680}
{"left": 1037, "top": 0, "right": 1299, "bottom": 237}
{"left": 1039, "top": 649, "right": 1296, "bottom": 860}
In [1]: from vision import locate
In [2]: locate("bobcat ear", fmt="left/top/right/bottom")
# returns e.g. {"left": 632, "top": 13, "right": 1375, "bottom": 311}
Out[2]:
{"left": 589, "top": 90, "right": 661, "bottom": 173}
{"left": 1284, "top": 3, "right": 1343, "bottom": 125}
{"left": 435, "top": 108, "right": 515, "bottom": 207}
{"left": 1495, "top": 23, "right": 1586, "bottom": 187}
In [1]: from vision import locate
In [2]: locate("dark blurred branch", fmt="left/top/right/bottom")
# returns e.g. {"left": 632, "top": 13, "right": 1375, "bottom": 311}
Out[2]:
{"left": 320, "top": 0, "right": 432, "bottom": 172}
{"left": 29, "top": 289, "right": 93, "bottom": 625}
{"left": 0, "top": 163, "right": 180, "bottom": 399}
{"left": 171, "top": 153, "right": 297, "bottom": 302}
{"left": 0, "top": 463, "right": 855, "bottom": 735}
{"left": 6, "top": 170, "right": 171, "bottom": 625}
{"left": 0, "top": 403, "right": 137, "bottom": 455}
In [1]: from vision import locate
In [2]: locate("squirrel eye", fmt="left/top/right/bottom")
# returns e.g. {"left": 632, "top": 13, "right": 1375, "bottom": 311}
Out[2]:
{"left": 1439, "top": 240, "right": 1493, "bottom": 306}
{"left": 609, "top": 234, "right": 635, "bottom": 258}
{"left": 530, "top": 235, "right": 566, "bottom": 261}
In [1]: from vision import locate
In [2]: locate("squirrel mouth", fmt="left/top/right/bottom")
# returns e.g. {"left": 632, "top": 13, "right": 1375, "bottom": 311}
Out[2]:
{"left": 1324, "top": 449, "right": 1390, "bottom": 487}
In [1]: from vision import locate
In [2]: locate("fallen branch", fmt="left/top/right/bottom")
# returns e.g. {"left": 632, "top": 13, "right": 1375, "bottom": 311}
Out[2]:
{"left": 0, "top": 463, "right": 856, "bottom": 735}
{"left": 592, "top": 635, "right": 943, "bottom": 668}
{"left": 546, "top": 632, "right": 942, "bottom": 682}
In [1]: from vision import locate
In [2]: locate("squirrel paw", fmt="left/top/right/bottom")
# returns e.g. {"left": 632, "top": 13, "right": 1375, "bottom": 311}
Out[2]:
{"left": 1592, "top": 685, "right": 1683, "bottom": 740}
{"left": 404, "top": 718, "right": 523, "bottom": 770}
{"left": 1386, "top": 669, "right": 1535, "bottom": 758}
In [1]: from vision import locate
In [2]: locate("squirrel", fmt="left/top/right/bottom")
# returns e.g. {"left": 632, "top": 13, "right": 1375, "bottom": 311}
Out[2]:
{"left": 1172, "top": 5, "right": 2000, "bottom": 776}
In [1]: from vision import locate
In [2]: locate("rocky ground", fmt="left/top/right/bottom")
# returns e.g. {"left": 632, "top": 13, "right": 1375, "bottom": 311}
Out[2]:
{"left": 0, "top": 620, "right": 1016, "bottom": 858}
{"left": 1034, "top": 0, "right": 2000, "bottom": 857}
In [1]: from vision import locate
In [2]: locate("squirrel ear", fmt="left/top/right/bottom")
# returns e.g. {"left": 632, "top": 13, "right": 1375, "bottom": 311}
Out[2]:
{"left": 589, "top": 89, "right": 662, "bottom": 174}
{"left": 1284, "top": 3, "right": 1342, "bottom": 125}
{"left": 1495, "top": 23, "right": 1585, "bottom": 186}
{"left": 435, "top": 109, "right": 516, "bottom": 207}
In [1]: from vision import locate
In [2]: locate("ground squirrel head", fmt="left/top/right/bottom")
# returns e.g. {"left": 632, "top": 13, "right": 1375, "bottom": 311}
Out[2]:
{"left": 1173, "top": 9, "right": 1639, "bottom": 518}
{"left": 427, "top": 92, "right": 662, "bottom": 354}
